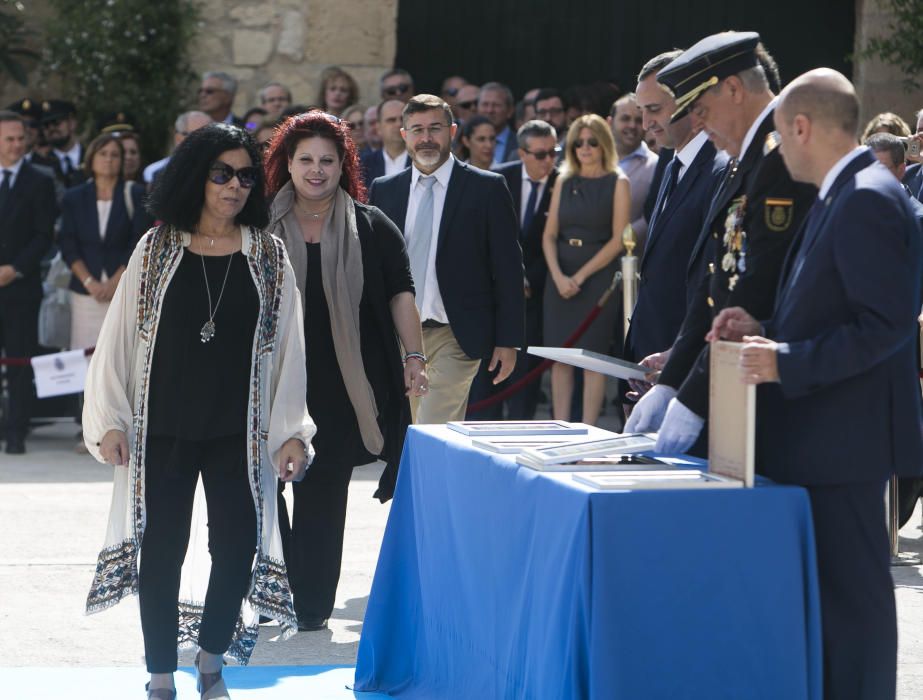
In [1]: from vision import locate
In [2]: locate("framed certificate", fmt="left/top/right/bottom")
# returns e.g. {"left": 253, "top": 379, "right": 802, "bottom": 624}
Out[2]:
{"left": 709, "top": 341, "right": 755, "bottom": 487}
{"left": 572, "top": 470, "right": 743, "bottom": 490}
{"left": 446, "top": 420, "right": 588, "bottom": 437}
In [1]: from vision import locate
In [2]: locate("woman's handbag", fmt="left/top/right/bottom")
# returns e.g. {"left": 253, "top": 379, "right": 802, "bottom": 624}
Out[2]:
{"left": 38, "top": 252, "right": 73, "bottom": 349}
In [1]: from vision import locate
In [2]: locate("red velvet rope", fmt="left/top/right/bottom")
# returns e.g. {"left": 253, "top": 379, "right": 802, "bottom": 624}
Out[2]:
{"left": 0, "top": 346, "right": 95, "bottom": 367}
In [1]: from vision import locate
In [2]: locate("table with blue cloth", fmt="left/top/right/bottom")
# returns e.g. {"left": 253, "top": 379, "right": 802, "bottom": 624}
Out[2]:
{"left": 354, "top": 425, "right": 822, "bottom": 699}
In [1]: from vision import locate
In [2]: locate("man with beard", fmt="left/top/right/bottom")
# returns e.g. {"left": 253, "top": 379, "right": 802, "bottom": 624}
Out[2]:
{"left": 369, "top": 94, "right": 523, "bottom": 423}
{"left": 610, "top": 93, "right": 659, "bottom": 247}
{"left": 32, "top": 100, "right": 86, "bottom": 190}
{"left": 625, "top": 31, "right": 815, "bottom": 455}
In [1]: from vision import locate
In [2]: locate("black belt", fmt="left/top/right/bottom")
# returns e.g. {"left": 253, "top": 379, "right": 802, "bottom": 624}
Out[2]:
{"left": 422, "top": 319, "right": 447, "bottom": 329}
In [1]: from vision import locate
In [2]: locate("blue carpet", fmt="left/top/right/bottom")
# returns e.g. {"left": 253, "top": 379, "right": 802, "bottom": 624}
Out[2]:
{"left": 0, "top": 665, "right": 391, "bottom": 699}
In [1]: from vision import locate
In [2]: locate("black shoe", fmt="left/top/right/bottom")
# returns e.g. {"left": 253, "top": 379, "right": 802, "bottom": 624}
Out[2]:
{"left": 297, "top": 616, "right": 328, "bottom": 631}
{"left": 5, "top": 436, "right": 25, "bottom": 454}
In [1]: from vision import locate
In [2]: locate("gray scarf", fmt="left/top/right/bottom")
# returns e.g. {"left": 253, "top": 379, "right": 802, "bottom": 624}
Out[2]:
{"left": 269, "top": 182, "right": 384, "bottom": 455}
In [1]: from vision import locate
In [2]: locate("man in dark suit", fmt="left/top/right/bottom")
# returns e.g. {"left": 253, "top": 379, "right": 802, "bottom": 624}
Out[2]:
{"left": 478, "top": 82, "right": 519, "bottom": 165}
{"left": 626, "top": 32, "right": 815, "bottom": 455}
{"left": 360, "top": 99, "right": 410, "bottom": 189}
{"left": 710, "top": 69, "right": 923, "bottom": 700}
{"left": 30, "top": 99, "right": 86, "bottom": 191}
{"left": 623, "top": 50, "right": 729, "bottom": 389}
{"left": 369, "top": 94, "right": 523, "bottom": 423}
{"left": 467, "top": 119, "right": 559, "bottom": 420}
{"left": 0, "top": 111, "right": 57, "bottom": 454}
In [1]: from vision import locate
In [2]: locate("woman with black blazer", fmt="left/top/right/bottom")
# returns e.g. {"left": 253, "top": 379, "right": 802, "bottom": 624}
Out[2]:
{"left": 58, "top": 132, "right": 149, "bottom": 352}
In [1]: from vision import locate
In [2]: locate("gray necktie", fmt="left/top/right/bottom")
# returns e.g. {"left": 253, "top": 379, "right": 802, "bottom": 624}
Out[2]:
{"left": 408, "top": 176, "right": 436, "bottom": 310}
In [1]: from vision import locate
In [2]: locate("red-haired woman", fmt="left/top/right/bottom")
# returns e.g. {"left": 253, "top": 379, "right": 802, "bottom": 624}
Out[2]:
{"left": 264, "top": 110, "right": 426, "bottom": 631}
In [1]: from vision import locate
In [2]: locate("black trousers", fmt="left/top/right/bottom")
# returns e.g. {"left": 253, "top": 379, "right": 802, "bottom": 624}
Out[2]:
{"left": 278, "top": 461, "right": 352, "bottom": 621}
{"left": 139, "top": 435, "right": 256, "bottom": 673}
{"left": 0, "top": 296, "right": 38, "bottom": 440}
{"left": 807, "top": 480, "right": 896, "bottom": 700}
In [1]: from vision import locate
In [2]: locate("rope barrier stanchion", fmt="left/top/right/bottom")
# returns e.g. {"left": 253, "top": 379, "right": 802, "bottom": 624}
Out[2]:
{"left": 466, "top": 273, "right": 618, "bottom": 414}
{"left": 0, "top": 346, "right": 95, "bottom": 367}
{"left": 889, "top": 474, "right": 922, "bottom": 567}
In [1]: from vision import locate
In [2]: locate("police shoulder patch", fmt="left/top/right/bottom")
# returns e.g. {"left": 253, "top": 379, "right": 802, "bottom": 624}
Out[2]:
{"left": 764, "top": 197, "right": 794, "bottom": 232}
{"left": 764, "top": 131, "right": 780, "bottom": 155}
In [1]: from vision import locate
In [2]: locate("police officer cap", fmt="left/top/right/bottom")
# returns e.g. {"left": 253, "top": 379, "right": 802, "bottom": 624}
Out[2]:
{"left": 657, "top": 31, "right": 761, "bottom": 122}
{"left": 97, "top": 110, "right": 137, "bottom": 135}
{"left": 40, "top": 99, "right": 78, "bottom": 124}
{"left": 6, "top": 98, "right": 42, "bottom": 124}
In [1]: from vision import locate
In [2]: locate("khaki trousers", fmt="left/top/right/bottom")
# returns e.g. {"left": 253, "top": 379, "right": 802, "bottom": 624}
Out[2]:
{"left": 410, "top": 324, "right": 481, "bottom": 424}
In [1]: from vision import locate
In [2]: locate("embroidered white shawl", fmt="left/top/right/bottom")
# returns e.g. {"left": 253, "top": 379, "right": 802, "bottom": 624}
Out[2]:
{"left": 82, "top": 226, "right": 316, "bottom": 664}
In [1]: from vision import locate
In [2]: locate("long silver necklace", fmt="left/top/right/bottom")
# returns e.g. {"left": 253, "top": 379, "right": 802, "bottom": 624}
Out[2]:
{"left": 199, "top": 250, "right": 234, "bottom": 343}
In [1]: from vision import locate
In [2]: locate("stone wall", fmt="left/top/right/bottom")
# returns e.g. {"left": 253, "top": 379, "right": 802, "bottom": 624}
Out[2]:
{"left": 853, "top": 0, "right": 921, "bottom": 130}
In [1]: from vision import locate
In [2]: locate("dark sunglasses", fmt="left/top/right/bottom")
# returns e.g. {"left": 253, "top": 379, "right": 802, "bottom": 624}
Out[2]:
{"left": 208, "top": 162, "right": 260, "bottom": 189}
{"left": 574, "top": 137, "right": 599, "bottom": 149}
{"left": 456, "top": 100, "right": 478, "bottom": 110}
{"left": 523, "top": 146, "right": 561, "bottom": 161}
{"left": 444, "top": 87, "right": 460, "bottom": 97}
{"left": 383, "top": 83, "right": 412, "bottom": 97}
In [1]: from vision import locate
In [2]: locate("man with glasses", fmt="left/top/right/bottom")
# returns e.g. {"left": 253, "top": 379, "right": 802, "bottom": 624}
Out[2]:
{"left": 368, "top": 94, "right": 523, "bottom": 424}
{"left": 440, "top": 75, "right": 469, "bottom": 110}
{"left": 625, "top": 32, "right": 814, "bottom": 457}
{"left": 143, "top": 111, "right": 213, "bottom": 185}
{"left": 258, "top": 82, "right": 292, "bottom": 120}
{"left": 469, "top": 120, "right": 559, "bottom": 420}
{"left": 609, "top": 94, "right": 659, "bottom": 248}
{"left": 379, "top": 68, "right": 416, "bottom": 103}
{"left": 478, "top": 82, "right": 518, "bottom": 165}
{"left": 31, "top": 99, "right": 86, "bottom": 190}
{"left": 622, "top": 50, "right": 728, "bottom": 406}
{"left": 197, "top": 71, "right": 245, "bottom": 127}
{"left": 453, "top": 84, "right": 481, "bottom": 125}
{"left": 360, "top": 99, "right": 410, "bottom": 189}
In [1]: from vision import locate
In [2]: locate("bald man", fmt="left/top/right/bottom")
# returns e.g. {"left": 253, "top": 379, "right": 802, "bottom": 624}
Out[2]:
{"left": 710, "top": 69, "right": 923, "bottom": 700}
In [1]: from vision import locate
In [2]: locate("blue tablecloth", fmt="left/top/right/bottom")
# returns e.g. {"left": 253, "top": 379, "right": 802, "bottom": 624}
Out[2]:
{"left": 354, "top": 426, "right": 822, "bottom": 699}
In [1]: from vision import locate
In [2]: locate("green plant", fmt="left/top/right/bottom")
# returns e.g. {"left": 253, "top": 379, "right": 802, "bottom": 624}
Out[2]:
{"left": 0, "top": 1, "right": 39, "bottom": 85}
{"left": 861, "top": 0, "right": 923, "bottom": 90}
{"left": 43, "top": 0, "right": 199, "bottom": 160}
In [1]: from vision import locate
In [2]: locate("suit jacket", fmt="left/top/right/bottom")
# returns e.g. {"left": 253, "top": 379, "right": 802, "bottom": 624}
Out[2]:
{"left": 369, "top": 158, "right": 524, "bottom": 359}
{"left": 758, "top": 150, "right": 923, "bottom": 483}
{"left": 494, "top": 125, "right": 519, "bottom": 164}
{"left": 58, "top": 180, "right": 150, "bottom": 294}
{"left": 902, "top": 162, "right": 923, "bottom": 201}
{"left": 361, "top": 149, "right": 410, "bottom": 190}
{"left": 643, "top": 147, "right": 673, "bottom": 223}
{"left": 31, "top": 145, "right": 87, "bottom": 191}
{"left": 623, "top": 139, "right": 728, "bottom": 363}
{"left": 492, "top": 160, "right": 558, "bottom": 298}
{"left": 660, "top": 107, "right": 817, "bottom": 417}
{"left": 0, "top": 162, "right": 57, "bottom": 302}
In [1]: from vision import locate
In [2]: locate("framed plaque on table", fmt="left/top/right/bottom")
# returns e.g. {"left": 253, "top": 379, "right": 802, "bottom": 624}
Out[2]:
{"left": 709, "top": 341, "right": 756, "bottom": 487}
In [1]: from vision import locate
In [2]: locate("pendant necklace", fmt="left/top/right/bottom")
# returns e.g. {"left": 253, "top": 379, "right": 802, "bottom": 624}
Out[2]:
{"left": 199, "top": 250, "right": 234, "bottom": 343}
{"left": 296, "top": 200, "right": 332, "bottom": 219}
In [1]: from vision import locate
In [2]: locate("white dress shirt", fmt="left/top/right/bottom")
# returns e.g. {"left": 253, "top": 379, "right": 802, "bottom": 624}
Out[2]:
{"left": 383, "top": 148, "right": 408, "bottom": 177}
{"left": 519, "top": 163, "right": 549, "bottom": 226}
{"left": 0, "top": 157, "right": 24, "bottom": 189}
{"left": 739, "top": 97, "right": 779, "bottom": 160}
{"left": 675, "top": 130, "right": 710, "bottom": 182}
{"left": 405, "top": 155, "right": 456, "bottom": 323}
{"left": 54, "top": 142, "right": 82, "bottom": 173}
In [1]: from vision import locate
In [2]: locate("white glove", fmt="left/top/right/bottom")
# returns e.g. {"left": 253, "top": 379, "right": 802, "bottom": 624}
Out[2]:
{"left": 624, "top": 384, "right": 677, "bottom": 433}
{"left": 655, "top": 398, "right": 705, "bottom": 455}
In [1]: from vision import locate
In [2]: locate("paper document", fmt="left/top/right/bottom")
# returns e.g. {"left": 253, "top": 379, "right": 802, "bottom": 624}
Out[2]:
{"left": 31, "top": 350, "right": 88, "bottom": 398}
{"left": 708, "top": 341, "right": 755, "bottom": 487}
{"left": 527, "top": 347, "right": 648, "bottom": 380}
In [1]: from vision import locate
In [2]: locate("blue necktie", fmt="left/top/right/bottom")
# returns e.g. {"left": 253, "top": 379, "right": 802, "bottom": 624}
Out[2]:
{"left": 407, "top": 176, "right": 436, "bottom": 311}
{"left": 521, "top": 179, "right": 540, "bottom": 238}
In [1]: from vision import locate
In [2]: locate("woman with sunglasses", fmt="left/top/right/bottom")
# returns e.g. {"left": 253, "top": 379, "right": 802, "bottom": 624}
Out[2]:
{"left": 264, "top": 111, "right": 425, "bottom": 632}
{"left": 541, "top": 113, "right": 630, "bottom": 425}
{"left": 82, "top": 123, "right": 316, "bottom": 700}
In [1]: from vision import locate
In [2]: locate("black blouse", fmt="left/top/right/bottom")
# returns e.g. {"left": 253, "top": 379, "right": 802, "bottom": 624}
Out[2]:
{"left": 147, "top": 250, "right": 259, "bottom": 440}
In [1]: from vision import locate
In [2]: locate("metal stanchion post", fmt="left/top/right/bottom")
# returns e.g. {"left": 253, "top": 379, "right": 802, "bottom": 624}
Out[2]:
{"left": 621, "top": 226, "right": 639, "bottom": 341}
{"left": 889, "top": 474, "right": 920, "bottom": 566}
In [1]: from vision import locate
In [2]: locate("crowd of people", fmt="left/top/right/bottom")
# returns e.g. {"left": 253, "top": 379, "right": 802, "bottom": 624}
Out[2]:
{"left": 1, "top": 33, "right": 922, "bottom": 699}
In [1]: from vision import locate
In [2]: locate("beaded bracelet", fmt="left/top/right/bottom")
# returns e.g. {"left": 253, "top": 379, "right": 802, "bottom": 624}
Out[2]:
{"left": 404, "top": 351, "right": 427, "bottom": 364}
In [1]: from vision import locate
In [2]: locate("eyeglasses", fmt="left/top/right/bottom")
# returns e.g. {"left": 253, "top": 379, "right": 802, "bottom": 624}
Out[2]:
{"left": 574, "top": 137, "right": 599, "bottom": 149}
{"left": 383, "top": 83, "right": 412, "bottom": 97}
{"left": 208, "top": 162, "right": 260, "bottom": 189}
{"left": 455, "top": 100, "right": 478, "bottom": 111}
{"left": 536, "top": 107, "right": 564, "bottom": 118}
{"left": 523, "top": 146, "right": 561, "bottom": 161}
{"left": 405, "top": 123, "right": 449, "bottom": 138}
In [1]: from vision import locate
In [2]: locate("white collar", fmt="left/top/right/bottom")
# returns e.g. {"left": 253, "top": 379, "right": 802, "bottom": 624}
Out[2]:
{"left": 0, "top": 158, "right": 24, "bottom": 178}
{"left": 818, "top": 147, "right": 866, "bottom": 200}
{"left": 411, "top": 154, "right": 455, "bottom": 188}
{"left": 739, "top": 96, "right": 778, "bottom": 160}
{"left": 520, "top": 162, "right": 549, "bottom": 186}
{"left": 676, "top": 130, "right": 709, "bottom": 168}
{"left": 54, "top": 142, "right": 81, "bottom": 166}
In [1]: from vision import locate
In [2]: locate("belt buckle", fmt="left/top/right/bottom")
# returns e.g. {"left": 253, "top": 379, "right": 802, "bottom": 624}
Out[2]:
{"left": 567, "top": 238, "right": 583, "bottom": 247}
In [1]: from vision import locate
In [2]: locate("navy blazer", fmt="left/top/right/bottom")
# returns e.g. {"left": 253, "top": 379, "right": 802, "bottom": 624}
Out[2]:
{"left": 492, "top": 160, "right": 558, "bottom": 297}
{"left": 361, "top": 149, "right": 411, "bottom": 190}
{"left": 624, "top": 139, "right": 728, "bottom": 363}
{"left": 369, "top": 159, "right": 524, "bottom": 360}
{"left": 902, "top": 162, "right": 923, "bottom": 201}
{"left": 758, "top": 150, "right": 923, "bottom": 484}
{"left": 58, "top": 180, "right": 149, "bottom": 294}
{"left": 0, "top": 162, "right": 57, "bottom": 302}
